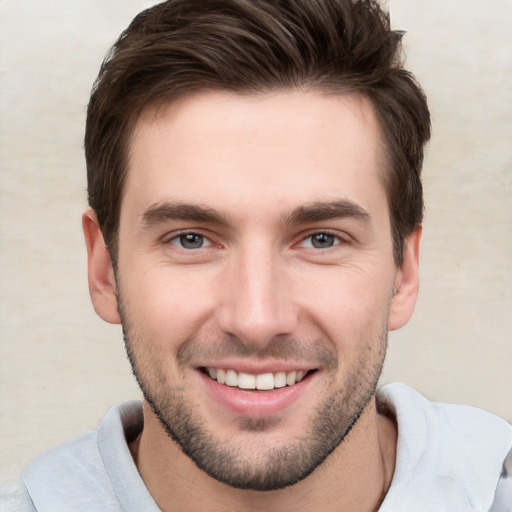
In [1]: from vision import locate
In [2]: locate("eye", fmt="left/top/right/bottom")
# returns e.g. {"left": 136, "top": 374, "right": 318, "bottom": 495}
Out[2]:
{"left": 300, "top": 232, "right": 341, "bottom": 249}
{"left": 169, "top": 232, "right": 212, "bottom": 250}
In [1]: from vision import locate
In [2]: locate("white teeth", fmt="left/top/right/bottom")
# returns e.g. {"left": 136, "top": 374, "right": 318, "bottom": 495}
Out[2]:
{"left": 286, "top": 371, "right": 297, "bottom": 386}
{"left": 238, "top": 372, "right": 256, "bottom": 389}
{"left": 274, "top": 371, "right": 287, "bottom": 388}
{"left": 256, "top": 373, "right": 274, "bottom": 390}
{"left": 225, "top": 369, "right": 238, "bottom": 387}
{"left": 206, "top": 367, "right": 309, "bottom": 390}
{"left": 216, "top": 368, "right": 226, "bottom": 384}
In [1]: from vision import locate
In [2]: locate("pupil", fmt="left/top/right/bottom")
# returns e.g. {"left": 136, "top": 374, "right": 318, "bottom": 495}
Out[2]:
{"left": 181, "top": 233, "right": 203, "bottom": 249}
{"left": 312, "top": 233, "right": 334, "bottom": 248}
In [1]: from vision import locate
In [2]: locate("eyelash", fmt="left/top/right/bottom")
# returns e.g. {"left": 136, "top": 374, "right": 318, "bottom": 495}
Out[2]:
{"left": 164, "top": 230, "right": 347, "bottom": 251}
{"left": 297, "top": 230, "right": 345, "bottom": 250}
{"left": 166, "top": 231, "right": 214, "bottom": 250}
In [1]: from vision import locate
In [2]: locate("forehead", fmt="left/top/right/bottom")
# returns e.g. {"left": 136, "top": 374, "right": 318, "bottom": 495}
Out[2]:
{"left": 123, "top": 90, "right": 388, "bottom": 223}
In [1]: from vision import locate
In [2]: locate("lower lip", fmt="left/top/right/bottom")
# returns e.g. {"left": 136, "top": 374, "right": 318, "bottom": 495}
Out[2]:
{"left": 199, "top": 371, "right": 314, "bottom": 418}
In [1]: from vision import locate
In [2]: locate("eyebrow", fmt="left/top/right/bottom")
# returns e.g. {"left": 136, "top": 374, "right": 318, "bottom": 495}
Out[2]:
{"left": 141, "top": 199, "right": 370, "bottom": 228}
{"left": 141, "top": 202, "right": 231, "bottom": 226}
{"left": 284, "top": 200, "right": 371, "bottom": 225}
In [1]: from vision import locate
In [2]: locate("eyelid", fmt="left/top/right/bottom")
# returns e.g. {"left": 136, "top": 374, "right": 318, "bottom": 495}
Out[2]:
{"left": 163, "top": 229, "right": 218, "bottom": 248}
{"left": 173, "top": 234, "right": 212, "bottom": 249}
{"left": 295, "top": 229, "right": 349, "bottom": 248}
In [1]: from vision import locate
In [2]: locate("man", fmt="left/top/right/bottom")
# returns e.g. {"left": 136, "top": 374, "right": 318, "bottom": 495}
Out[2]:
{"left": 15, "top": 0, "right": 512, "bottom": 510}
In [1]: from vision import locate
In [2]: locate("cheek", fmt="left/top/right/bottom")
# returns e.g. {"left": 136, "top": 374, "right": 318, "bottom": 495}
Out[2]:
{"left": 294, "top": 266, "right": 393, "bottom": 341}
{"left": 120, "top": 265, "right": 218, "bottom": 341}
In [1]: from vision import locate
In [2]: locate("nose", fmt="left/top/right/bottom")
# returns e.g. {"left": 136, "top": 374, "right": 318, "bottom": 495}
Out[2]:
{"left": 217, "top": 246, "right": 298, "bottom": 349}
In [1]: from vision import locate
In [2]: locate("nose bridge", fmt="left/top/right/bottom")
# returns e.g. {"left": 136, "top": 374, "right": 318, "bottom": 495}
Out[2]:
{"left": 218, "top": 241, "right": 296, "bottom": 347}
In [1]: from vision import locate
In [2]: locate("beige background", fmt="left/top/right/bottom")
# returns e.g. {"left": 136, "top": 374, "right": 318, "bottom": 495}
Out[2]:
{"left": 1, "top": 0, "right": 511, "bottom": 487}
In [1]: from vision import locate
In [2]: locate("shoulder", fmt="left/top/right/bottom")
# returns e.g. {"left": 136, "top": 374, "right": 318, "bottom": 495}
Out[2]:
{"left": 377, "top": 383, "right": 512, "bottom": 511}
{"left": 491, "top": 448, "right": 512, "bottom": 511}
{"left": 0, "top": 479, "right": 37, "bottom": 512}
{"left": 23, "top": 429, "right": 119, "bottom": 511}
{"left": 378, "top": 382, "right": 512, "bottom": 449}
{"left": 22, "top": 401, "right": 149, "bottom": 512}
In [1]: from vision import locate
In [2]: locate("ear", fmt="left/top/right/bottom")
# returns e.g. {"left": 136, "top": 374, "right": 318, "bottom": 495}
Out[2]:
{"left": 388, "top": 226, "right": 421, "bottom": 331}
{"left": 82, "top": 209, "right": 121, "bottom": 324}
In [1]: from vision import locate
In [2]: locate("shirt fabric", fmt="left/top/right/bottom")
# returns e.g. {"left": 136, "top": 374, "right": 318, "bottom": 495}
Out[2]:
{"left": 10, "top": 383, "right": 512, "bottom": 511}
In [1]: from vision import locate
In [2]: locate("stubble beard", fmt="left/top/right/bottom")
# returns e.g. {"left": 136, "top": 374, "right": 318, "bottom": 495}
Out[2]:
{"left": 117, "top": 295, "right": 388, "bottom": 491}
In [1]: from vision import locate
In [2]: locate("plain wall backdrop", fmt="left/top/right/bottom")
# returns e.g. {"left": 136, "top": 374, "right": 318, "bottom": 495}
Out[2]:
{"left": 1, "top": 0, "right": 511, "bottom": 486}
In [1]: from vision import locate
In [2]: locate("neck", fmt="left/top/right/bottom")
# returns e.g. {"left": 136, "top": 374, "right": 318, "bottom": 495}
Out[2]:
{"left": 131, "top": 399, "right": 397, "bottom": 512}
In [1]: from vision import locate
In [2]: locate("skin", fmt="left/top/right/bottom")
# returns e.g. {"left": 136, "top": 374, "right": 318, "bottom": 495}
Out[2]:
{"left": 83, "top": 90, "right": 421, "bottom": 512}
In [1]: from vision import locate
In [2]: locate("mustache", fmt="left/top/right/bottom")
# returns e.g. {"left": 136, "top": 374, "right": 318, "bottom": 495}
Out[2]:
{"left": 176, "top": 334, "right": 338, "bottom": 370}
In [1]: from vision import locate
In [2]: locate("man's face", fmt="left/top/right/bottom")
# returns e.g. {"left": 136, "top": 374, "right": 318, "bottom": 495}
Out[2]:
{"left": 91, "top": 90, "right": 418, "bottom": 490}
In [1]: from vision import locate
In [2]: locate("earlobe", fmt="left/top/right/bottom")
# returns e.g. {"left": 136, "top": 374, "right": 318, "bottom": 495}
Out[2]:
{"left": 82, "top": 209, "right": 121, "bottom": 324}
{"left": 388, "top": 226, "right": 422, "bottom": 331}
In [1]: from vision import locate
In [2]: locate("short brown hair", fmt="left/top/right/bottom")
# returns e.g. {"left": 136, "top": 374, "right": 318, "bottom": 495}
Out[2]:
{"left": 85, "top": 0, "right": 430, "bottom": 266}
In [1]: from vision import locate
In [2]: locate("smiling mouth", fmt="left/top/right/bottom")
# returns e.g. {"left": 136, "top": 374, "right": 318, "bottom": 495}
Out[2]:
{"left": 201, "top": 367, "right": 315, "bottom": 391}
